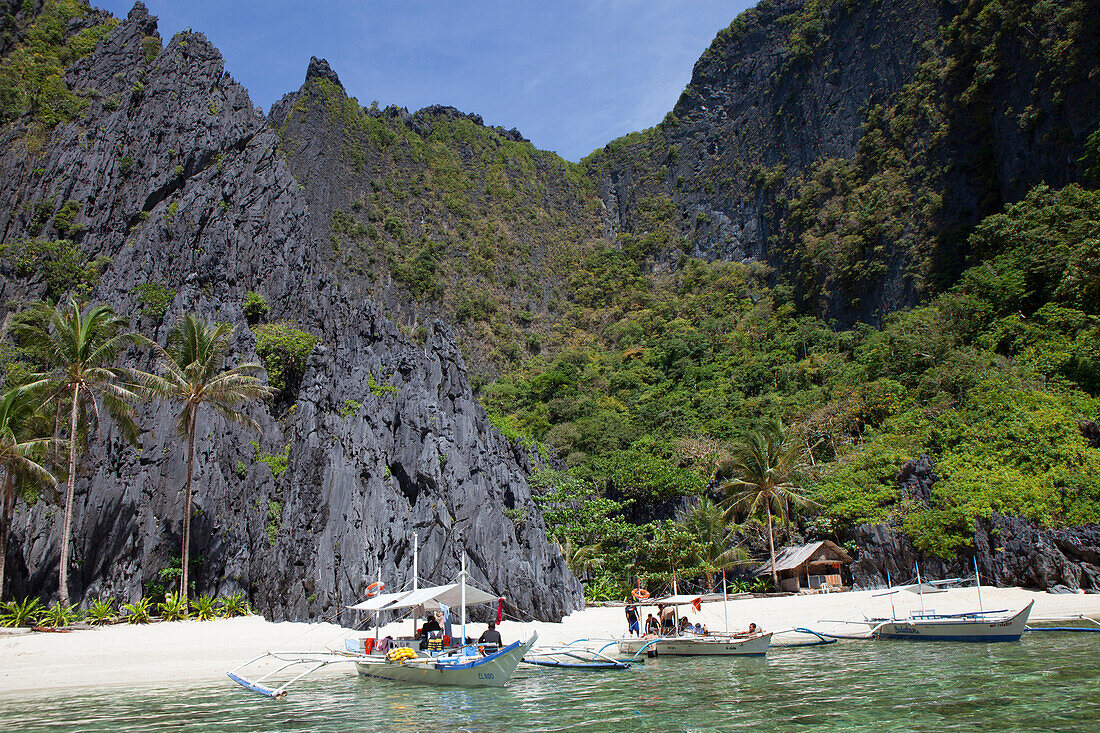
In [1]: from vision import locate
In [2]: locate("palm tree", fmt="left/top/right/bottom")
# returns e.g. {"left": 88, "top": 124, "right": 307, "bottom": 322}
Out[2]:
{"left": 145, "top": 314, "right": 273, "bottom": 603}
{"left": 719, "top": 419, "right": 815, "bottom": 589}
{"left": 0, "top": 385, "right": 58, "bottom": 599}
{"left": 12, "top": 299, "right": 147, "bottom": 606}
{"left": 559, "top": 536, "right": 605, "bottom": 581}
{"left": 676, "top": 496, "right": 749, "bottom": 591}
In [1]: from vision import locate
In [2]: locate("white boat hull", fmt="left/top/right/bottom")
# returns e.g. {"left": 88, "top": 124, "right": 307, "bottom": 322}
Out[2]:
{"left": 618, "top": 633, "right": 772, "bottom": 657}
{"left": 355, "top": 635, "right": 537, "bottom": 688}
{"left": 872, "top": 601, "right": 1033, "bottom": 642}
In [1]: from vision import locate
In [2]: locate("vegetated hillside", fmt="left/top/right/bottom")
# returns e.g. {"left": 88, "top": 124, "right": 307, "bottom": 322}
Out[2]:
{"left": 269, "top": 59, "right": 609, "bottom": 378}
{"left": 0, "top": 1, "right": 581, "bottom": 619}
{"left": 586, "top": 0, "right": 1100, "bottom": 325}
{"left": 1, "top": 0, "right": 1098, "bottom": 608}
{"left": 478, "top": 0, "right": 1100, "bottom": 596}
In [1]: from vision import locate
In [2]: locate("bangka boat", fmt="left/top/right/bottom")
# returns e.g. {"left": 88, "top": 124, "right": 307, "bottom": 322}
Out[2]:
{"left": 617, "top": 630, "right": 772, "bottom": 656}
{"left": 616, "top": 587, "right": 773, "bottom": 657}
{"left": 815, "top": 560, "right": 1033, "bottom": 643}
{"left": 229, "top": 546, "right": 535, "bottom": 696}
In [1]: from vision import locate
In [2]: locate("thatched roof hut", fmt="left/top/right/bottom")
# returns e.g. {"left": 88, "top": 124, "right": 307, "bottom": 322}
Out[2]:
{"left": 755, "top": 541, "right": 853, "bottom": 592}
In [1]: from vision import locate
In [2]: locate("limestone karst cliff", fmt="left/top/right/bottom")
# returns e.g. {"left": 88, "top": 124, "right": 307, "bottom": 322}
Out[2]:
{"left": 0, "top": 3, "right": 581, "bottom": 620}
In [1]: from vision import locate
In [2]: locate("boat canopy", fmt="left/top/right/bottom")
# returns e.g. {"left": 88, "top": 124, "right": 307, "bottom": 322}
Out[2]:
{"left": 653, "top": 594, "right": 703, "bottom": 606}
{"left": 348, "top": 582, "right": 498, "bottom": 611}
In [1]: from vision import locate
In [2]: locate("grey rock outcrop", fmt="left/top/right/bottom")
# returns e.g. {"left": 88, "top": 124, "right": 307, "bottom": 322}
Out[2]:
{"left": 850, "top": 516, "right": 1100, "bottom": 592}
{"left": 1, "top": 3, "right": 581, "bottom": 620}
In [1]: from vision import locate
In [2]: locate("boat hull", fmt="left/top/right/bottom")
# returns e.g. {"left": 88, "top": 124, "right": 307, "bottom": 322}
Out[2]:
{"left": 872, "top": 602, "right": 1033, "bottom": 642}
{"left": 618, "top": 633, "right": 772, "bottom": 657}
{"left": 355, "top": 636, "right": 536, "bottom": 688}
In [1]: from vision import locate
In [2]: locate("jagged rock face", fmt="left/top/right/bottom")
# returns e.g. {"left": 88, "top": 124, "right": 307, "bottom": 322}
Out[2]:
{"left": 850, "top": 516, "right": 1100, "bottom": 592}
{"left": 846, "top": 454, "right": 1100, "bottom": 591}
{"left": 1, "top": 4, "right": 581, "bottom": 620}
{"left": 590, "top": 0, "right": 941, "bottom": 266}
{"left": 897, "top": 455, "right": 936, "bottom": 509}
{"left": 267, "top": 58, "right": 606, "bottom": 376}
{"left": 588, "top": 0, "right": 1100, "bottom": 324}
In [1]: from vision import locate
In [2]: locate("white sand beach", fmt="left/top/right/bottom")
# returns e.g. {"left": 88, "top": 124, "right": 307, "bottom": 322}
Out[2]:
{"left": 2, "top": 587, "right": 1098, "bottom": 695}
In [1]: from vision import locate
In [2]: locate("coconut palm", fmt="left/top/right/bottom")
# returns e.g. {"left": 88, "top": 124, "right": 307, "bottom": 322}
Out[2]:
{"left": 12, "top": 299, "right": 147, "bottom": 606}
{"left": 559, "top": 536, "right": 605, "bottom": 581}
{"left": 719, "top": 419, "right": 815, "bottom": 589}
{"left": 145, "top": 314, "right": 273, "bottom": 603}
{"left": 676, "top": 496, "right": 749, "bottom": 592}
{"left": 0, "top": 385, "right": 58, "bottom": 599}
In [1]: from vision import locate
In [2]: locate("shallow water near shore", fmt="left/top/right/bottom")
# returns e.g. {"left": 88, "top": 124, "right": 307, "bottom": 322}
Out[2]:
{"left": 2, "top": 632, "right": 1098, "bottom": 732}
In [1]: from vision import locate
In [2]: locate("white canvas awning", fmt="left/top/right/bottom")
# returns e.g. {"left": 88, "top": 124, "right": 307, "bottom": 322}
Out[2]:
{"left": 348, "top": 582, "right": 498, "bottom": 612}
{"left": 654, "top": 594, "right": 703, "bottom": 607}
{"left": 348, "top": 590, "right": 412, "bottom": 611}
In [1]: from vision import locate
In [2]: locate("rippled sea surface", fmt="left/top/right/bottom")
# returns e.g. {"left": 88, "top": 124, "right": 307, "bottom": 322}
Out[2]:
{"left": 2, "top": 632, "right": 1098, "bottom": 732}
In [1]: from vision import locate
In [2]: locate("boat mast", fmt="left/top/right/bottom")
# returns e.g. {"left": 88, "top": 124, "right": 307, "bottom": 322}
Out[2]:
{"left": 461, "top": 551, "right": 467, "bottom": 645}
{"left": 411, "top": 533, "right": 419, "bottom": 636}
{"left": 374, "top": 564, "right": 383, "bottom": 644}
{"left": 915, "top": 562, "right": 925, "bottom": 615}
{"left": 973, "top": 555, "right": 984, "bottom": 613}
{"left": 722, "top": 574, "right": 729, "bottom": 634}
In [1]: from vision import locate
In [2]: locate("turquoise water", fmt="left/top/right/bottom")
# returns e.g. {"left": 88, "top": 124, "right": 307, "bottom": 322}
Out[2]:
{"left": 2, "top": 633, "right": 1098, "bottom": 732}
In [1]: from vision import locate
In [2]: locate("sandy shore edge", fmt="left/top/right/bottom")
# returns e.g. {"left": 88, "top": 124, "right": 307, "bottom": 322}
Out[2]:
{"left": 2, "top": 586, "right": 1098, "bottom": 695}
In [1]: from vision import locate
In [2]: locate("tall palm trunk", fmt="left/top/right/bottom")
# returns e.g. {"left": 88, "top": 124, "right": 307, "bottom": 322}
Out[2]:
{"left": 0, "top": 470, "right": 13, "bottom": 600}
{"left": 180, "top": 409, "right": 196, "bottom": 603}
{"left": 766, "top": 509, "right": 778, "bottom": 589}
{"left": 60, "top": 385, "right": 80, "bottom": 607}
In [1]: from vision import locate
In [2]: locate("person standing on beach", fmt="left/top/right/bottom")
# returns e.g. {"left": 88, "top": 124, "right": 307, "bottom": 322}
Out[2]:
{"left": 625, "top": 604, "right": 640, "bottom": 636}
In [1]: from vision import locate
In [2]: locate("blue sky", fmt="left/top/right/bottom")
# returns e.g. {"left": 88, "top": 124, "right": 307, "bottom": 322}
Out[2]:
{"left": 97, "top": 1, "right": 754, "bottom": 161}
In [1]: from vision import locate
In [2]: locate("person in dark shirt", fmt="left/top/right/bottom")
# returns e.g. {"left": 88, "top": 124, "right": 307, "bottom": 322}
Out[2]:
{"left": 625, "top": 604, "right": 640, "bottom": 636}
{"left": 418, "top": 613, "right": 442, "bottom": 649}
{"left": 644, "top": 613, "right": 659, "bottom": 636}
{"left": 422, "top": 614, "right": 442, "bottom": 635}
{"left": 477, "top": 622, "right": 503, "bottom": 654}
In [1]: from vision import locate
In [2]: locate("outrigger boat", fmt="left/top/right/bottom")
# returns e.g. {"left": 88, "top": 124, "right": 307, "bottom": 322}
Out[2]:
{"left": 815, "top": 560, "right": 1033, "bottom": 643}
{"left": 617, "top": 579, "right": 773, "bottom": 657}
{"left": 228, "top": 547, "right": 536, "bottom": 696}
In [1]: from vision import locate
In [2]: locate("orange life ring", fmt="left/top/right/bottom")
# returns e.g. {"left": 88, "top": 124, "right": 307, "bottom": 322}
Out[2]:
{"left": 631, "top": 588, "right": 651, "bottom": 601}
{"left": 366, "top": 581, "right": 385, "bottom": 598}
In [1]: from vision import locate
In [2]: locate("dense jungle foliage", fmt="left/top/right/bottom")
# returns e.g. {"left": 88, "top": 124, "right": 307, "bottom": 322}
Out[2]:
{"left": 484, "top": 180, "right": 1100, "bottom": 598}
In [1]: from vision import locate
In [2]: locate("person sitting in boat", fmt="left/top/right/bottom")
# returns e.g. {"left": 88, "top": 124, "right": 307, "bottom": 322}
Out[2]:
{"left": 625, "top": 604, "right": 640, "bottom": 636}
{"left": 477, "top": 622, "right": 503, "bottom": 655}
{"left": 733, "top": 622, "right": 760, "bottom": 638}
{"left": 644, "top": 613, "right": 659, "bottom": 636}
{"left": 418, "top": 613, "right": 442, "bottom": 649}
{"left": 694, "top": 622, "right": 707, "bottom": 635}
{"left": 677, "top": 616, "right": 693, "bottom": 634}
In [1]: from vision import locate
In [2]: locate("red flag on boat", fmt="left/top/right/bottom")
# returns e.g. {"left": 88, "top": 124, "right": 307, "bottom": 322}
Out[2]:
{"left": 496, "top": 598, "right": 504, "bottom": 624}
{"left": 692, "top": 597, "right": 702, "bottom": 612}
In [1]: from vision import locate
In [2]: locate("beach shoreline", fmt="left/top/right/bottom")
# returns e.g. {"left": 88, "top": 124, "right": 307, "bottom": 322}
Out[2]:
{"left": 2, "top": 586, "right": 1098, "bottom": 696}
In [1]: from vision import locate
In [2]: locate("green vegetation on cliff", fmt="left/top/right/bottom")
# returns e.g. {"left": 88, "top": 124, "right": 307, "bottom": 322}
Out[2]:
{"left": 484, "top": 181, "right": 1100, "bottom": 591}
